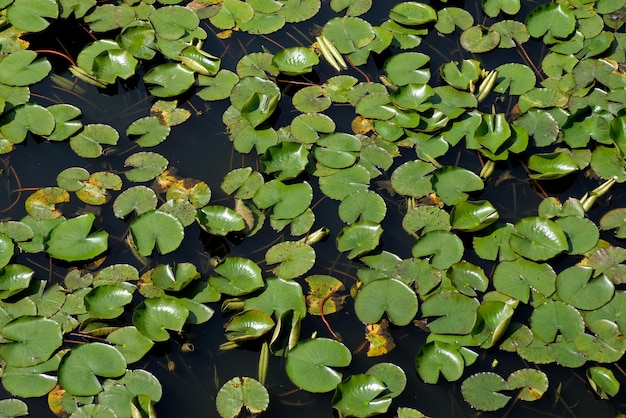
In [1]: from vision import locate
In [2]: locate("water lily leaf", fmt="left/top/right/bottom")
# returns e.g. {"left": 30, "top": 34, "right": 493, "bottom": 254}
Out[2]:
{"left": 290, "top": 113, "right": 335, "bottom": 144}
{"left": 216, "top": 377, "right": 269, "bottom": 418}
{"left": 513, "top": 109, "right": 559, "bottom": 147}
{"left": 272, "top": 47, "right": 319, "bottom": 76}
{"left": 165, "top": 178, "right": 211, "bottom": 209}
{"left": 305, "top": 275, "right": 345, "bottom": 315}
{"left": 389, "top": 2, "right": 436, "bottom": 25}
{"left": 492, "top": 19, "right": 529, "bottom": 49}
{"left": 440, "top": 59, "right": 480, "bottom": 90}
{"left": 482, "top": 0, "right": 520, "bottom": 17}
{"left": 415, "top": 341, "right": 464, "bottom": 384}
{"left": 285, "top": 338, "right": 352, "bottom": 393}
{"left": 129, "top": 210, "right": 184, "bottom": 256}
{"left": 587, "top": 366, "right": 620, "bottom": 399}
{"left": 225, "top": 309, "right": 275, "bottom": 342}
{"left": 197, "top": 205, "right": 245, "bottom": 236}
{"left": 237, "top": 11, "right": 286, "bottom": 34}
{"left": 314, "top": 132, "right": 361, "bottom": 169}
{"left": 390, "top": 160, "right": 435, "bottom": 198}
{"left": 330, "top": 0, "right": 371, "bottom": 16}
{"left": 448, "top": 261, "right": 488, "bottom": 297}
{"left": 365, "top": 362, "right": 406, "bottom": 399}
{"left": 221, "top": 168, "right": 263, "bottom": 199}
{"left": 421, "top": 290, "right": 479, "bottom": 334}
{"left": 292, "top": 85, "right": 331, "bottom": 113}
{"left": 6, "top": 0, "right": 57, "bottom": 32}
{"left": 322, "top": 16, "right": 375, "bottom": 54}
{"left": 46, "top": 213, "right": 108, "bottom": 262}
{"left": 531, "top": 300, "right": 584, "bottom": 344}
{"left": 106, "top": 326, "right": 154, "bottom": 364}
{"left": 245, "top": 277, "right": 306, "bottom": 318}
{"left": 384, "top": 52, "right": 430, "bottom": 86}
{"left": 332, "top": 374, "right": 391, "bottom": 418}
{"left": 554, "top": 216, "right": 599, "bottom": 255}
{"left": 461, "top": 372, "right": 510, "bottom": 412}
{"left": 1, "top": 354, "right": 60, "bottom": 398}
{"left": 209, "top": 0, "right": 254, "bottom": 29}
{"left": 336, "top": 221, "right": 383, "bottom": 259}
{"left": 210, "top": 257, "right": 264, "bottom": 296}
{"left": 90, "top": 48, "right": 138, "bottom": 84}
{"left": 84, "top": 285, "right": 134, "bottom": 319}
{"left": 509, "top": 216, "right": 568, "bottom": 261}
{"left": 528, "top": 152, "right": 579, "bottom": 179}
{"left": 460, "top": 25, "right": 500, "bottom": 53}
{"left": 143, "top": 63, "right": 195, "bottom": 97}
{"left": 473, "top": 113, "right": 512, "bottom": 154}
{"left": 58, "top": 343, "right": 126, "bottom": 396}
{"left": 24, "top": 187, "right": 69, "bottom": 221}
{"left": 507, "top": 369, "right": 548, "bottom": 401}
{"left": 0, "top": 316, "right": 62, "bottom": 367}
{"left": 364, "top": 320, "right": 396, "bottom": 357}
{"left": 113, "top": 186, "right": 158, "bottom": 218}
{"left": 75, "top": 171, "right": 122, "bottom": 206}
{"left": 432, "top": 166, "right": 483, "bottom": 206}
{"left": 17, "top": 216, "right": 64, "bottom": 254}
{"left": 117, "top": 20, "right": 156, "bottom": 60}
{"left": 402, "top": 205, "right": 450, "bottom": 236}
{"left": 600, "top": 207, "right": 626, "bottom": 238}
{"left": 98, "top": 369, "right": 162, "bottom": 417}
{"left": 591, "top": 145, "right": 626, "bottom": 182}
{"left": 556, "top": 266, "right": 613, "bottom": 311}
{"left": 277, "top": 0, "right": 320, "bottom": 22}
{"left": 46, "top": 104, "right": 82, "bottom": 141}
{"left": 585, "top": 246, "right": 626, "bottom": 285}
{"left": 197, "top": 69, "right": 239, "bottom": 102}
{"left": 493, "top": 63, "right": 535, "bottom": 95}
{"left": 83, "top": 4, "right": 135, "bottom": 32}
{"left": 132, "top": 297, "right": 189, "bottom": 342}
{"left": 472, "top": 300, "right": 515, "bottom": 348}
{"left": 266, "top": 241, "right": 315, "bottom": 279}
{"left": 435, "top": 7, "right": 473, "bottom": 34}
{"left": 354, "top": 278, "right": 418, "bottom": 326}
{"left": 574, "top": 320, "right": 625, "bottom": 363}
{"left": 338, "top": 190, "right": 386, "bottom": 224}
{"left": 260, "top": 142, "right": 308, "bottom": 180}
{"left": 526, "top": 3, "right": 576, "bottom": 39}
{"left": 253, "top": 180, "right": 312, "bottom": 219}
{"left": 229, "top": 76, "right": 280, "bottom": 127}
{"left": 0, "top": 103, "right": 54, "bottom": 143}
{"left": 0, "top": 234, "right": 14, "bottom": 270}
{"left": 412, "top": 230, "right": 463, "bottom": 270}
{"left": 150, "top": 263, "right": 199, "bottom": 292}
{"left": 127, "top": 116, "right": 171, "bottom": 147}
{"left": 493, "top": 258, "right": 555, "bottom": 303}
{"left": 450, "top": 200, "right": 499, "bottom": 232}
{"left": 124, "top": 152, "right": 169, "bottom": 182}
{"left": 150, "top": 5, "right": 199, "bottom": 40}
{"left": 70, "top": 124, "right": 119, "bottom": 158}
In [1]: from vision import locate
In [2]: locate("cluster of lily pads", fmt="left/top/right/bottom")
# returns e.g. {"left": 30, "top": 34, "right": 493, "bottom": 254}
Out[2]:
{"left": 2, "top": 0, "right": 626, "bottom": 416}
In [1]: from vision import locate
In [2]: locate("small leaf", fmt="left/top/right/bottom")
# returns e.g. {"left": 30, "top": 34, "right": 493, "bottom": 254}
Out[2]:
{"left": 461, "top": 372, "right": 510, "bottom": 411}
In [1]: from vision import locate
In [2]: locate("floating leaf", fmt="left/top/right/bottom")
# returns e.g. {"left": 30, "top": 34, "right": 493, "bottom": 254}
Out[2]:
{"left": 509, "top": 216, "right": 568, "bottom": 261}
{"left": 526, "top": 3, "right": 576, "bottom": 39}
{"left": 364, "top": 320, "right": 396, "bottom": 357}
{"left": 46, "top": 213, "right": 108, "bottom": 262}
{"left": 354, "top": 278, "right": 418, "bottom": 326}
{"left": 260, "top": 141, "right": 308, "bottom": 180}
{"left": 272, "top": 47, "right": 319, "bottom": 76}
{"left": 129, "top": 210, "right": 184, "bottom": 256}
{"left": 113, "top": 186, "right": 158, "bottom": 218}
{"left": 216, "top": 377, "right": 269, "bottom": 418}
{"left": 587, "top": 366, "right": 620, "bottom": 399}
{"left": 0, "top": 316, "right": 62, "bottom": 368}
{"left": 0, "top": 50, "right": 51, "bottom": 87}
{"left": 225, "top": 309, "right": 275, "bottom": 342}
{"left": 84, "top": 285, "right": 134, "bottom": 319}
{"left": 197, "top": 205, "right": 245, "bottom": 236}
{"left": 253, "top": 180, "right": 312, "bottom": 219}
{"left": 412, "top": 230, "right": 463, "bottom": 270}
{"left": 285, "top": 338, "right": 352, "bottom": 393}
{"left": 1, "top": 354, "right": 60, "bottom": 398}
{"left": 555, "top": 266, "right": 613, "bottom": 311}
{"left": 421, "top": 290, "right": 479, "bottom": 335}
{"left": 450, "top": 200, "right": 499, "bottom": 232}
{"left": 127, "top": 116, "right": 171, "bottom": 147}
{"left": 331, "top": 374, "right": 391, "bottom": 418}
{"left": 460, "top": 25, "right": 500, "bottom": 53}
{"left": 245, "top": 277, "right": 306, "bottom": 318}
{"left": 143, "top": 63, "right": 195, "bottom": 97}
{"left": 70, "top": 124, "right": 119, "bottom": 158}
{"left": 266, "top": 241, "right": 315, "bottom": 279}
{"left": 322, "top": 16, "right": 375, "bottom": 54}
{"left": 389, "top": 2, "right": 436, "bottom": 26}
{"left": 384, "top": 52, "right": 430, "bottom": 86}
{"left": 124, "top": 152, "right": 169, "bottom": 183}
{"left": 210, "top": 257, "right": 264, "bottom": 296}
{"left": 432, "top": 166, "right": 483, "bottom": 205}
{"left": 336, "top": 221, "right": 383, "bottom": 259}
{"left": 106, "top": 326, "right": 154, "bottom": 364}
{"left": 132, "top": 297, "right": 189, "bottom": 342}
{"left": 600, "top": 208, "right": 626, "bottom": 238}
{"left": 58, "top": 343, "right": 126, "bottom": 396}
{"left": 305, "top": 275, "right": 345, "bottom": 315}
{"left": 461, "top": 372, "right": 510, "bottom": 412}
{"left": 338, "top": 190, "right": 386, "bottom": 224}
{"left": 493, "top": 258, "right": 556, "bottom": 303}
{"left": 0, "top": 103, "right": 54, "bottom": 143}
{"left": 415, "top": 341, "right": 464, "bottom": 384}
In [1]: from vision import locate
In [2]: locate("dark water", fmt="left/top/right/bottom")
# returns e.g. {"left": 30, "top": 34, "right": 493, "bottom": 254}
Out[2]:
{"left": 2, "top": 0, "right": 626, "bottom": 417}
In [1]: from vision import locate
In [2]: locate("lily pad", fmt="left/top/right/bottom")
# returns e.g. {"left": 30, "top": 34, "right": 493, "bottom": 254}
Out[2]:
{"left": 124, "top": 152, "right": 169, "bottom": 183}
{"left": 272, "top": 47, "right": 319, "bottom": 76}
{"left": 129, "top": 210, "right": 184, "bottom": 256}
{"left": 46, "top": 213, "right": 108, "bottom": 262}
{"left": 1, "top": 354, "right": 60, "bottom": 398}
{"left": 555, "top": 266, "right": 613, "bottom": 311}
{"left": 216, "top": 377, "right": 269, "bottom": 418}
{"left": 354, "top": 278, "right": 418, "bottom": 326}
{"left": 415, "top": 341, "right": 464, "bottom": 384}
{"left": 0, "top": 316, "right": 62, "bottom": 368}
{"left": 432, "top": 166, "right": 484, "bottom": 205}
{"left": 509, "top": 216, "right": 568, "bottom": 261}
{"left": 412, "top": 230, "right": 463, "bottom": 270}
{"left": 132, "top": 297, "right": 189, "bottom": 342}
{"left": 113, "top": 186, "right": 158, "bottom": 218}
{"left": 389, "top": 2, "right": 436, "bottom": 26}
{"left": 285, "top": 338, "right": 352, "bottom": 393}
{"left": 587, "top": 366, "right": 620, "bottom": 399}
{"left": 70, "top": 124, "right": 119, "bottom": 158}
{"left": 244, "top": 277, "right": 306, "bottom": 318}
{"left": 461, "top": 372, "right": 510, "bottom": 412}
{"left": 225, "top": 309, "right": 275, "bottom": 342}
{"left": 197, "top": 205, "right": 245, "bottom": 236}
{"left": 336, "top": 221, "right": 383, "bottom": 259}
{"left": 266, "top": 241, "right": 315, "bottom": 279}
{"left": 58, "top": 343, "right": 126, "bottom": 396}
{"left": 421, "top": 290, "right": 479, "bottom": 335}
{"left": 332, "top": 374, "right": 391, "bottom": 418}
{"left": 209, "top": 257, "right": 264, "bottom": 296}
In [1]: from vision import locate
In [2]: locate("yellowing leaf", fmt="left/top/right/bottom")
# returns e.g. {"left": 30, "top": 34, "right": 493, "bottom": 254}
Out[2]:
{"left": 365, "top": 319, "right": 395, "bottom": 357}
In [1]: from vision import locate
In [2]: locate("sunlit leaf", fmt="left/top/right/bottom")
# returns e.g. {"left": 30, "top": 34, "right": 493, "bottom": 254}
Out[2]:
{"left": 216, "top": 377, "right": 269, "bottom": 418}
{"left": 461, "top": 372, "right": 510, "bottom": 411}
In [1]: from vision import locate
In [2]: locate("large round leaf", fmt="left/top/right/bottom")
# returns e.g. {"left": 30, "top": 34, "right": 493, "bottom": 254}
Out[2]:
{"left": 461, "top": 372, "right": 510, "bottom": 412}
{"left": 216, "top": 377, "right": 269, "bottom": 418}
{"left": 45, "top": 213, "right": 108, "bottom": 262}
{"left": 129, "top": 210, "right": 184, "bottom": 256}
{"left": 106, "top": 327, "right": 154, "bottom": 364}
{"left": 285, "top": 338, "right": 352, "bottom": 393}
{"left": 389, "top": 2, "right": 436, "bottom": 25}
{"left": 509, "top": 216, "right": 568, "bottom": 261}
{"left": 0, "top": 264, "right": 33, "bottom": 299}
{"left": 415, "top": 341, "right": 464, "bottom": 384}
{"left": 0, "top": 316, "right": 62, "bottom": 368}
{"left": 354, "top": 278, "right": 418, "bottom": 326}
{"left": 244, "top": 277, "right": 307, "bottom": 318}
{"left": 266, "top": 241, "right": 315, "bottom": 279}
{"left": 58, "top": 343, "right": 126, "bottom": 396}
{"left": 331, "top": 374, "right": 391, "bottom": 418}
{"left": 209, "top": 257, "right": 264, "bottom": 296}
{"left": 253, "top": 180, "right": 312, "bottom": 219}
{"left": 421, "top": 290, "right": 479, "bottom": 335}
{"left": 132, "top": 297, "right": 189, "bottom": 342}
{"left": 260, "top": 142, "right": 308, "bottom": 180}
{"left": 7, "top": 0, "right": 58, "bottom": 34}
{"left": 432, "top": 166, "right": 484, "bottom": 205}
{"left": 272, "top": 47, "right": 319, "bottom": 75}
{"left": 530, "top": 300, "right": 584, "bottom": 343}
{"left": 70, "top": 124, "right": 119, "bottom": 158}
{"left": 143, "top": 63, "right": 195, "bottom": 97}
{"left": 1, "top": 354, "right": 60, "bottom": 398}
{"left": 84, "top": 285, "right": 134, "bottom": 319}
{"left": 556, "top": 266, "right": 614, "bottom": 311}
{"left": 450, "top": 200, "right": 499, "bottom": 232}
{"left": 493, "top": 258, "right": 556, "bottom": 303}
{"left": 412, "top": 230, "right": 463, "bottom": 270}
{"left": 197, "top": 205, "right": 245, "bottom": 236}
{"left": 336, "top": 221, "right": 383, "bottom": 259}
{"left": 224, "top": 309, "right": 275, "bottom": 342}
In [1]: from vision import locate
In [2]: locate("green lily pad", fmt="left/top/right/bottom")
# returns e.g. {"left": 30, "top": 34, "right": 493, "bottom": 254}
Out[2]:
{"left": 225, "top": 309, "right": 275, "bottom": 342}
{"left": 260, "top": 141, "right": 308, "bottom": 180}
{"left": 0, "top": 316, "right": 62, "bottom": 368}
{"left": 132, "top": 297, "right": 189, "bottom": 342}
{"left": 600, "top": 207, "right": 626, "bottom": 238}
{"left": 336, "top": 221, "right": 383, "bottom": 259}
{"left": 531, "top": 300, "right": 584, "bottom": 344}
{"left": 285, "top": 338, "right": 352, "bottom": 393}
{"left": 440, "top": 59, "right": 480, "bottom": 90}
{"left": 47, "top": 104, "right": 83, "bottom": 141}
{"left": 322, "top": 16, "right": 375, "bottom": 54}
{"left": 124, "top": 152, "right": 169, "bottom": 183}
{"left": 210, "top": 257, "right": 264, "bottom": 296}
{"left": 58, "top": 343, "right": 126, "bottom": 396}
{"left": 402, "top": 205, "right": 450, "bottom": 236}
{"left": 514, "top": 109, "right": 559, "bottom": 147}
{"left": 129, "top": 210, "right": 184, "bottom": 256}
{"left": 209, "top": 0, "right": 254, "bottom": 29}
{"left": 98, "top": 369, "right": 162, "bottom": 417}
{"left": 507, "top": 368, "right": 548, "bottom": 401}
{"left": 197, "top": 69, "right": 239, "bottom": 101}
{"left": 482, "top": 0, "right": 520, "bottom": 17}
{"left": 149, "top": 5, "right": 199, "bottom": 40}
{"left": 216, "top": 377, "right": 269, "bottom": 418}
{"left": 509, "top": 216, "right": 568, "bottom": 261}
{"left": 0, "top": 103, "right": 54, "bottom": 144}
{"left": 554, "top": 216, "right": 599, "bottom": 255}
{"left": 127, "top": 116, "right": 171, "bottom": 148}
{"left": 106, "top": 327, "right": 154, "bottom": 364}
{"left": 290, "top": 113, "right": 336, "bottom": 144}
{"left": 528, "top": 152, "right": 579, "bottom": 179}
{"left": 117, "top": 20, "right": 156, "bottom": 60}
{"left": 354, "top": 278, "right": 418, "bottom": 326}
{"left": 526, "top": 3, "right": 576, "bottom": 39}
{"left": 587, "top": 366, "right": 620, "bottom": 399}
{"left": 1, "top": 354, "right": 60, "bottom": 398}
{"left": 384, "top": 52, "right": 430, "bottom": 86}
{"left": 253, "top": 180, "right": 312, "bottom": 219}
{"left": 266, "top": 241, "right": 315, "bottom": 279}
{"left": 318, "top": 164, "right": 370, "bottom": 200}
{"left": 0, "top": 399, "right": 28, "bottom": 416}
{"left": 272, "top": 47, "right": 319, "bottom": 76}
{"left": 84, "top": 285, "right": 134, "bottom": 319}
{"left": 412, "top": 230, "right": 463, "bottom": 270}
{"left": 493, "top": 258, "right": 557, "bottom": 304}
{"left": 45, "top": 213, "right": 108, "bottom": 262}
{"left": 338, "top": 190, "right": 386, "bottom": 224}
{"left": 415, "top": 341, "right": 464, "bottom": 384}
{"left": 390, "top": 160, "right": 435, "bottom": 198}
{"left": 450, "top": 200, "right": 499, "bottom": 232}
{"left": 421, "top": 290, "right": 479, "bottom": 334}
{"left": 435, "top": 7, "right": 473, "bottom": 34}
{"left": 448, "top": 261, "right": 489, "bottom": 297}
{"left": 143, "top": 63, "right": 195, "bottom": 97}
{"left": 292, "top": 85, "right": 331, "bottom": 113}
{"left": 6, "top": 0, "right": 58, "bottom": 32}
{"left": 70, "top": 124, "right": 119, "bottom": 158}
{"left": 197, "top": 205, "right": 245, "bottom": 236}
{"left": 314, "top": 132, "right": 362, "bottom": 169}
{"left": 389, "top": 2, "right": 436, "bottom": 26}
{"left": 332, "top": 374, "right": 391, "bottom": 418}
{"left": 432, "top": 166, "right": 484, "bottom": 205}
{"left": 0, "top": 264, "right": 33, "bottom": 299}
{"left": 113, "top": 186, "right": 158, "bottom": 218}
{"left": 555, "top": 266, "right": 613, "bottom": 311}
{"left": 461, "top": 372, "right": 510, "bottom": 412}
{"left": 244, "top": 277, "right": 306, "bottom": 318}
{"left": 460, "top": 25, "right": 501, "bottom": 53}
